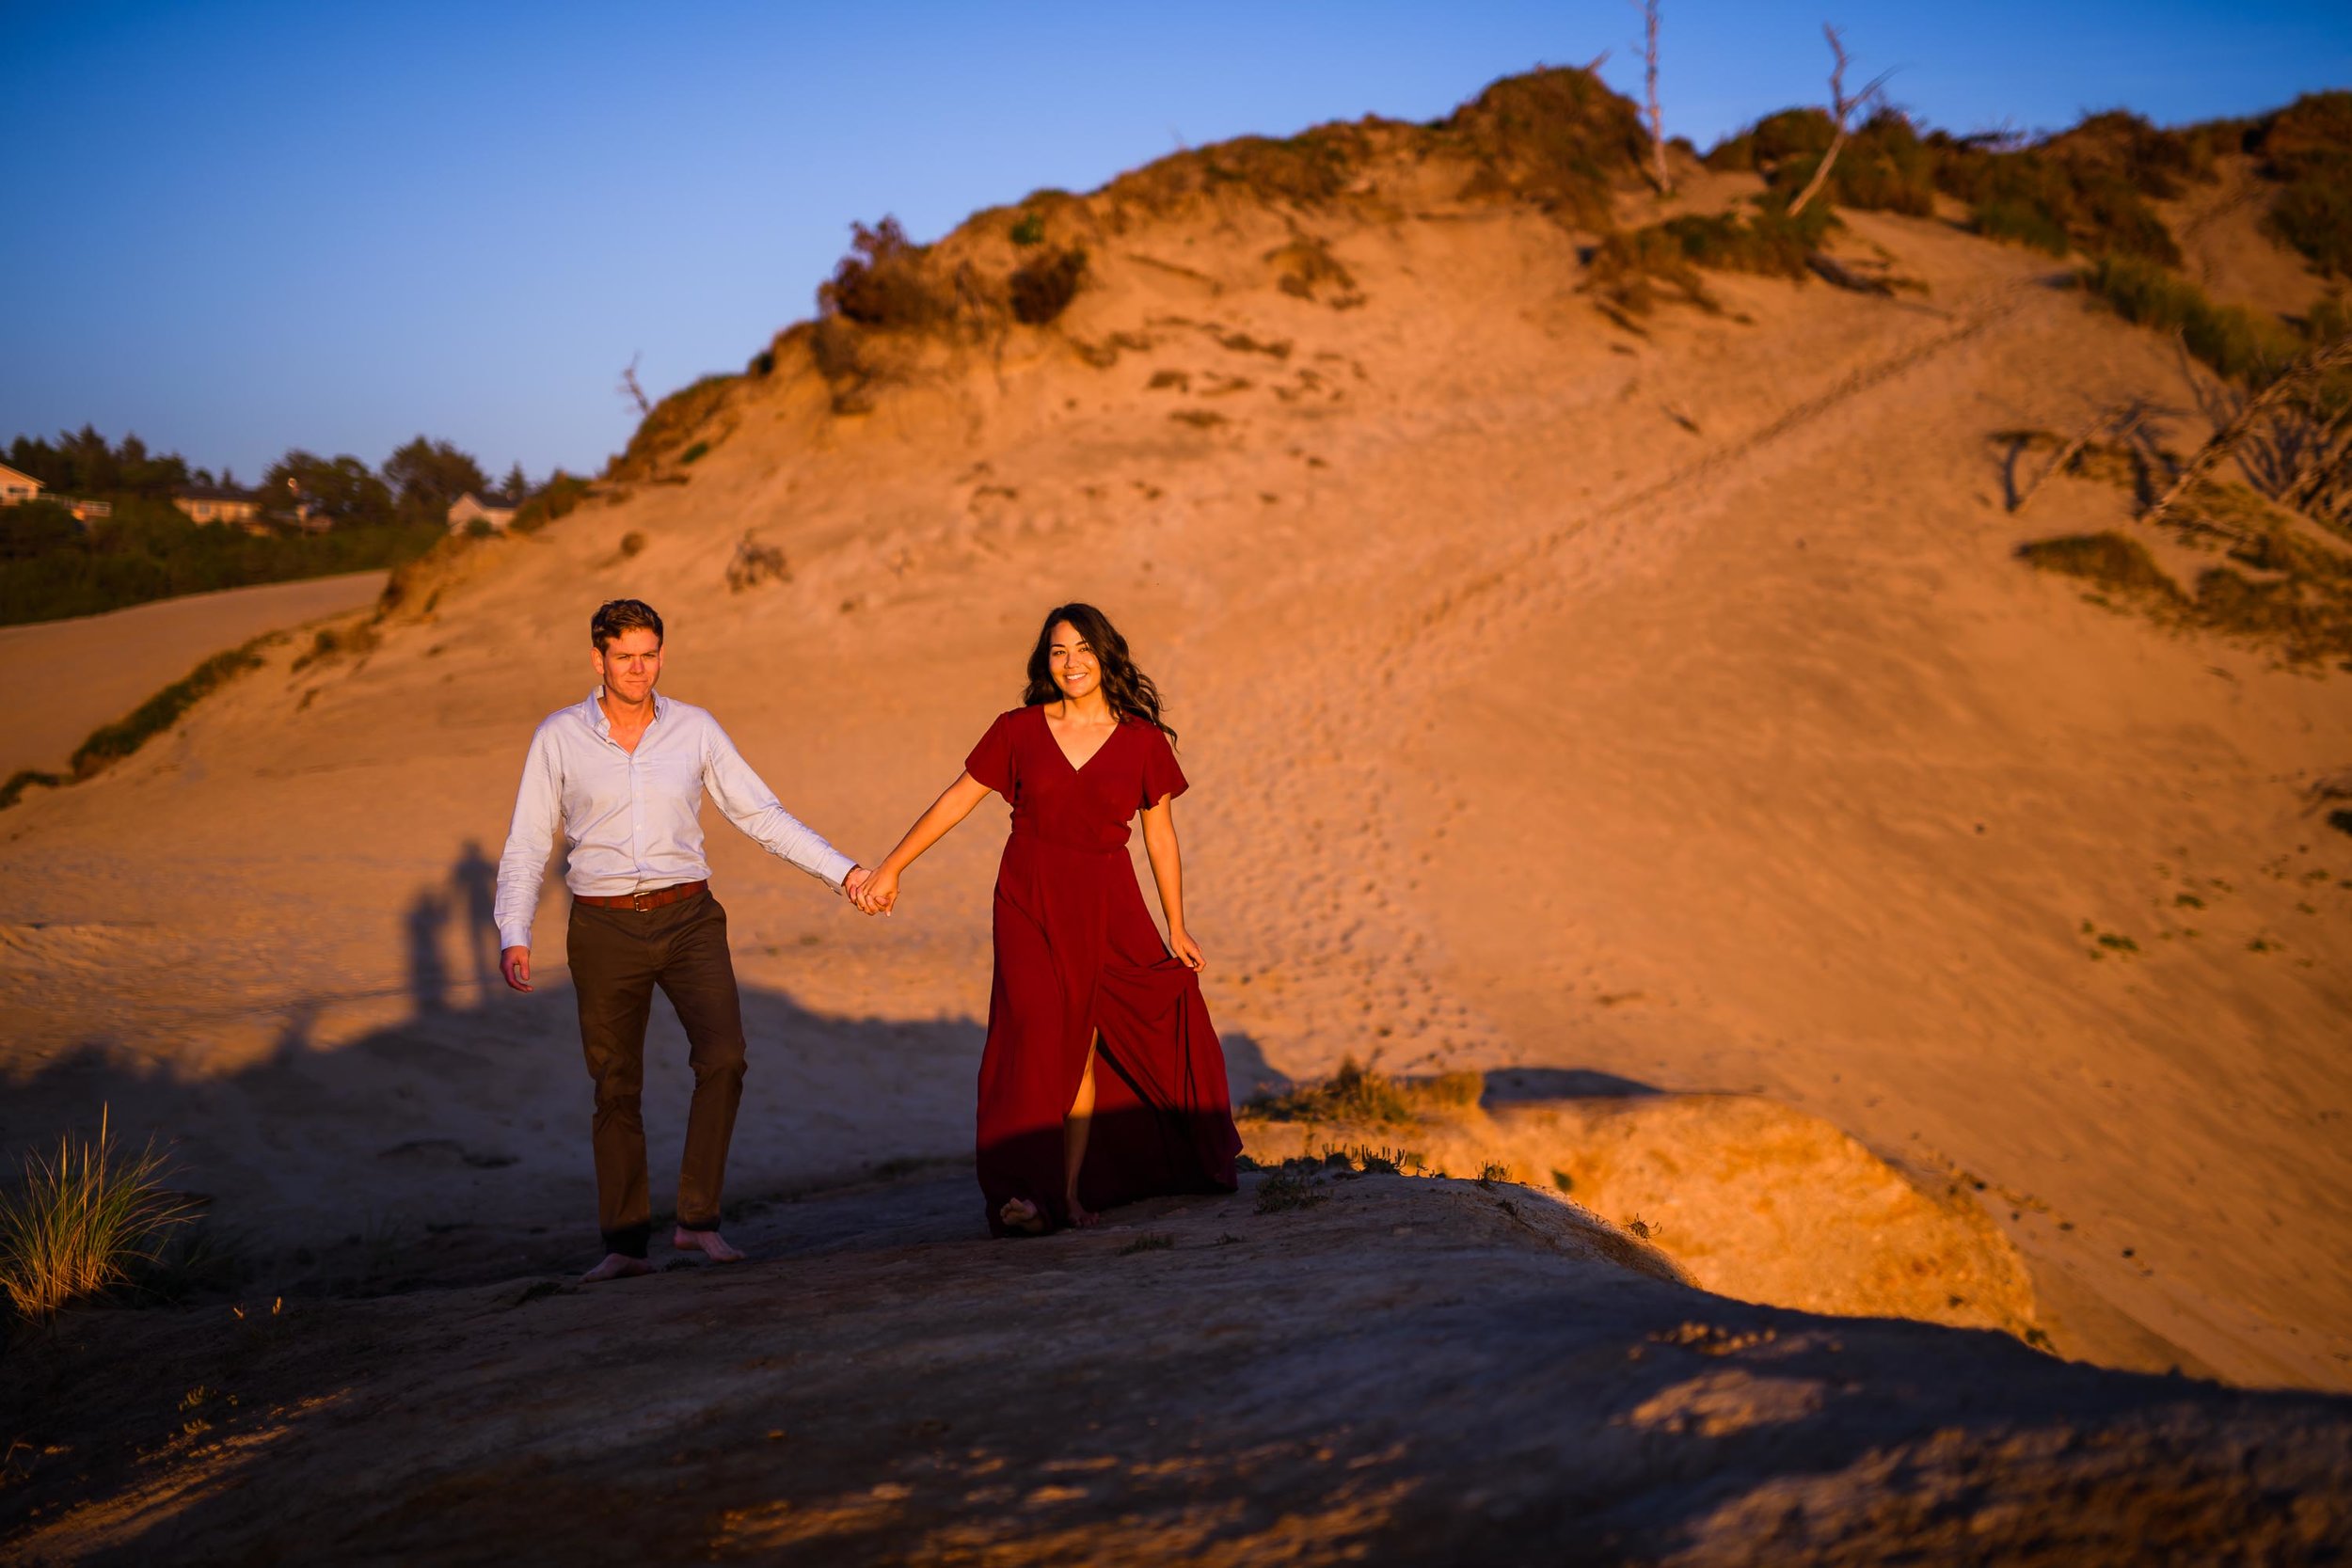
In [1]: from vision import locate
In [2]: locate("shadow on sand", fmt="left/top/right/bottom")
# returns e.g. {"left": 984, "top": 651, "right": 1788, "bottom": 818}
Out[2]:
{"left": 2, "top": 841, "right": 1285, "bottom": 1290}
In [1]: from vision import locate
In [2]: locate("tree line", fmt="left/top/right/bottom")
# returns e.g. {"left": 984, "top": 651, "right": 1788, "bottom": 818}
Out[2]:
{"left": 2, "top": 427, "right": 530, "bottom": 626}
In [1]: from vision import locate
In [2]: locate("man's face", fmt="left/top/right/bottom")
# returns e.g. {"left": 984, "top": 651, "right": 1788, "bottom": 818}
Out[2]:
{"left": 593, "top": 627, "right": 663, "bottom": 704}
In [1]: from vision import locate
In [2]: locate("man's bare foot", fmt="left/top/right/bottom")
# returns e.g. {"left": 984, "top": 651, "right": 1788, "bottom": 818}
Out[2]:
{"left": 998, "top": 1197, "right": 1050, "bottom": 1236}
{"left": 582, "top": 1252, "right": 657, "bottom": 1284}
{"left": 674, "top": 1226, "right": 746, "bottom": 1263}
{"left": 1066, "top": 1195, "right": 1100, "bottom": 1228}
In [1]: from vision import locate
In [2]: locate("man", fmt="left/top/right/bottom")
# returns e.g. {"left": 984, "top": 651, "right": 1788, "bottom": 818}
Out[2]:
{"left": 496, "top": 598, "right": 868, "bottom": 1283}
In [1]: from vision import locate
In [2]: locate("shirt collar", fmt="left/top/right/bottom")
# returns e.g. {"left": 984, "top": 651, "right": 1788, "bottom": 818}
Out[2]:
{"left": 586, "top": 688, "right": 669, "bottom": 737}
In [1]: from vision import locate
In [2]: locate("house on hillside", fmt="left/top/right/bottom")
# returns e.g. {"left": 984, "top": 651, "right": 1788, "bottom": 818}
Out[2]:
{"left": 447, "top": 492, "right": 519, "bottom": 533}
{"left": 173, "top": 486, "right": 262, "bottom": 526}
{"left": 0, "top": 463, "right": 44, "bottom": 505}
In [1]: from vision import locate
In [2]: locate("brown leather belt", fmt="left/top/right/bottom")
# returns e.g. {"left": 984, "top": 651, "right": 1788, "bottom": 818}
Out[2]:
{"left": 574, "top": 879, "right": 708, "bottom": 912}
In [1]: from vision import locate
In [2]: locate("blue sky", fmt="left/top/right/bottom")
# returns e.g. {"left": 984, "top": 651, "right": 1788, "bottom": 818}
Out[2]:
{"left": 2, "top": 1, "right": 2345, "bottom": 483}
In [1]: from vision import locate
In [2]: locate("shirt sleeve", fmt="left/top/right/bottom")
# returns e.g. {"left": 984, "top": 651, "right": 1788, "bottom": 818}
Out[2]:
{"left": 1138, "top": 725, "right": 1188, "bottom": 813}
{"left": 703, "top": 717, "right": 856, "bottom": 886}
{"left": 964, "top": 709, "right": 1020, "bottom": 798}
{"left": 493, "top": 722, "right": 563, "bottom": 950}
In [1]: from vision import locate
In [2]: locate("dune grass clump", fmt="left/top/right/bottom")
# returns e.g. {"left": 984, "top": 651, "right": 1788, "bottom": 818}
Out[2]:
{"left": 1587, "top": 202, "right": 1833, "bottom": 315}
{"left": 1254, "top": 1162, "right": 1329, "bottom": 1214}
{"left": 1247, "top": 1058, "right": 1483, "bottom": 1128}
{"left": 1, "top": 1109, "right": 195, "bottom": 1323}
{"left": 606, "top": 372, "right": 739, "bottom": 483}
{"left": 69, "top": 637, "right": 271, "bottom": 779}
{"left": 2015, "top": 532, "right": 2184, "bottom": 602}
{"left": 2083, "top": 256, "right": 2300, "bottom": 383}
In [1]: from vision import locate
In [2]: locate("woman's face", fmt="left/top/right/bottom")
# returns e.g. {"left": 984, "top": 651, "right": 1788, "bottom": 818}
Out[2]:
{"left": 1047, "top": 620, "right": 1101, "bottom": 702}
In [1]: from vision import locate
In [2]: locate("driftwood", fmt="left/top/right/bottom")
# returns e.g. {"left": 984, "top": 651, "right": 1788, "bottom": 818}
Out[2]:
{"left": 1804, "top": 252, "right": 1894, "bottom": 296}
{"left": 2145, "top": 338, "right": 2352, "bottom": 526}
{"left": 2012, "top": 403, "right": 2144, "bottom": 515}
{"left": 1786, "top": 25, "right": 1893, "bottom": 220}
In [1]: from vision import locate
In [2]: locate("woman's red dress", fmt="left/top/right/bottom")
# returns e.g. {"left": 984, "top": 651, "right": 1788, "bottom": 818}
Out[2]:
{"left": 963, "top": 705, "right": 1241, "bottom": 1234}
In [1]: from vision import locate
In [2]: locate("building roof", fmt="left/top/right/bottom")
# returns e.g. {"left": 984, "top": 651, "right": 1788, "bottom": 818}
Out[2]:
{"left": 453, "top": 492, "right": 521, "bottom": 512}
{"left": 0, "top": 462, "right": 45, "bottom": 489}
{"left": 175, "top": 485, "right": 262, "bottom": 502}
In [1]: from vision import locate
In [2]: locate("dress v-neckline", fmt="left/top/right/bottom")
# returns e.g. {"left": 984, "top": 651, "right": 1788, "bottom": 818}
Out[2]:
{"left": 1041, "top": 705, "right": 1120, "bottom": 774}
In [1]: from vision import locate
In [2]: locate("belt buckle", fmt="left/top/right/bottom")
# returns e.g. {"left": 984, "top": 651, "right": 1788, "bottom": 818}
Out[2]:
{"left": 631, "top": 889, "right": 651, "bottom": 912}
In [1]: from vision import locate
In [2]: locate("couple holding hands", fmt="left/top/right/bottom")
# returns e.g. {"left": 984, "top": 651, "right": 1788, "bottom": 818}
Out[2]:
{"left": 494, "top": 597, "right": 1240, "bottom": 1283}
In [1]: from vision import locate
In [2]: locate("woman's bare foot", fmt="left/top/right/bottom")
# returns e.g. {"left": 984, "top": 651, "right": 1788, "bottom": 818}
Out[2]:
{"left": 1065, "top": 1195, "right": 1100, "bottom": 1228}
{"left": 582, "top": 1253, "right": 657, "bottom": 1284}
{"left": 998, "top": 1197, "right": 1051, "bottom": 1236}
{"left": 673, "top": 1226, "right": 746, "bottom": 1263}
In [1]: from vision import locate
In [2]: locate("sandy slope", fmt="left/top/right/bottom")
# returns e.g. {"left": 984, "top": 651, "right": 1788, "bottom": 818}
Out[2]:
{"left": 4, "top": 571, "right": 387, "bottom": 778}
{"left": 2, "top": 126, "right": 2347, "bottom": 1416}
{"left": 4, "top": 1174, "right": 2347, "bottom": 1566}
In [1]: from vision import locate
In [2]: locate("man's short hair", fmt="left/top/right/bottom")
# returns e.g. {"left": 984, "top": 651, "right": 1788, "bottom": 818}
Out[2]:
{"left": 591, "top": 598, "right": 664, "bottom": 651}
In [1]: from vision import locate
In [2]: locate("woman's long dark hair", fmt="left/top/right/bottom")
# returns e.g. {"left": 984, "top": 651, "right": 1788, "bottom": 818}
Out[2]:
{"left": 1023, "top": 602, "right": 1175, "bottom": 738}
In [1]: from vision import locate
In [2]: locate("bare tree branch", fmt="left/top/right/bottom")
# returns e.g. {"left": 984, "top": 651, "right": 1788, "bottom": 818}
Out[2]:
{"left": 2012, "top": 403, "right": 2143, "bottom": 515}
{"left": 618, "top": 353, "right": 651, "bottom": 419}
{"left": 2145, "top": 338, "right": 2352, "bottom": 525}
{"left": 1786, "top": 24, "right": 1893, "bottom": 219}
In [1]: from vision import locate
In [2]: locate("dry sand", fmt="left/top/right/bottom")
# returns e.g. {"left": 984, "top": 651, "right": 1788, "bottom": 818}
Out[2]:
{"left": 4, "top": 571, "right": 387, "bottom": 779}
{"left": 2, "top": 112, "right": 2349, "bottom": 1558}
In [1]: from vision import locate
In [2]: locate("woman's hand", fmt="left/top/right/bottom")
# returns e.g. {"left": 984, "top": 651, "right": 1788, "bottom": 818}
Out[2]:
{"left": 1168, "top": 927, "right": 1204, "bottom": 971}
{"left": 855, "top": 866, "right": 899, "bottom": 915}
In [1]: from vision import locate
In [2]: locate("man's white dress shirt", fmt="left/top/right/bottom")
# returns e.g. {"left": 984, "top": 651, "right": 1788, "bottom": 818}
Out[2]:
{"left": 494, "top": 689, "right": 852, "bottom": 950}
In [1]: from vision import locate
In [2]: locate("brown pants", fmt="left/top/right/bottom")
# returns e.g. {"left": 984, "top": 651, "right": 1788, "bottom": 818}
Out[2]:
{"left": 565, "top": 889, "right": 747, "bottom": 1258}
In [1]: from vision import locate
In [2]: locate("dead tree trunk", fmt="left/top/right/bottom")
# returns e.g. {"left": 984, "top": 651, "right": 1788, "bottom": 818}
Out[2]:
{"left": 1643, "top": 1, "right": 1672, "bottom": 196}
{"left": 2145, "top": 338, "right": 2352, "bottom": 525}
{"left": 1786, "top": 25, "right": 1889, "bottom": 219}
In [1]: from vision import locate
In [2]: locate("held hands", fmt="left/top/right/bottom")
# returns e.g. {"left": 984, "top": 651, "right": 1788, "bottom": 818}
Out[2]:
{"left": 852, "top": 865, "right": 899, "bottom": 916}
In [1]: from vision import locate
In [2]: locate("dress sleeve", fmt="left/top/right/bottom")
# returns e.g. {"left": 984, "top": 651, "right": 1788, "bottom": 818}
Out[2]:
{"left": 965, "top": 709, "right": 1020, "bottom": 797}
{"left": 1137, "top": 725, "right": 1188, "bottom": 812}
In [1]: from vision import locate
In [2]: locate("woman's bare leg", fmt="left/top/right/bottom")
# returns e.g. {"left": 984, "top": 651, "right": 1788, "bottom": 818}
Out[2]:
{"left": 1062, "top": 1039, "right": 1102, "bottom": 1227}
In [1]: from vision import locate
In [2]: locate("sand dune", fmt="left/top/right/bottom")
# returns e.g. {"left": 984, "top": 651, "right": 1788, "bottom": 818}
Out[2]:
{"left": 3, "top": 71, "right": 2348, "bottom": 1473}
{"left": 4, "top": 570, "right": 386, "bottom": 780}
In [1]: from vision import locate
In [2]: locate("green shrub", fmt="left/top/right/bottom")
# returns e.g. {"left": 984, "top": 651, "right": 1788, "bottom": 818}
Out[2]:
{"left": 1009, "top": 212, "right": 1046, "bottom": 246}
{"left": 2256, "top": 92, "right": 2352, "bottom": 277}
{"left": 0, "top": 1108, "right": 195, "bottom": 1322}
{"left": 1444, "top": 66, "right": 1653, "bottom": 228}
{"left": 510, "top": 471, "right": 592, "bottom": 533}
{"left": 678, "top": 440, "right": 710, "bottom": 465}
{"left": 1931, "top": 118, "right": 2184, "bottom": 264}
{"left": 817, "top": 215, "right": 946, "bottom": 328}
{"left": 1009, "top": 247, "right": 1088, "bottom": 325}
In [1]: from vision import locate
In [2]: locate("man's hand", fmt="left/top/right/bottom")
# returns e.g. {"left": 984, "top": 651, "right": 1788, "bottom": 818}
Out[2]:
{"left": 841, "top": 865, "right": 869, "bottom": 903}
{"left": 501, "top": 946, "right": 533, "bottom": 992}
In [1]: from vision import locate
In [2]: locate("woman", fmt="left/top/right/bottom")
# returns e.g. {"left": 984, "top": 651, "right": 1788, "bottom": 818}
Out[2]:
{"left": 855, "top": 604, "right": 1241, "bottom": 1234}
